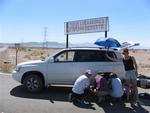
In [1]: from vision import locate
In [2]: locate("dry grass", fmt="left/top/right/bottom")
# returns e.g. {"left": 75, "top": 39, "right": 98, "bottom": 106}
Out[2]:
{"left": 0, "top": 47, "right": 61, "bottom": 73}
{"left": 0, "top": 63, "right": 15, "bottom": 73}
{"left": 130, "top": 49, "right": 150, "bottom": 76}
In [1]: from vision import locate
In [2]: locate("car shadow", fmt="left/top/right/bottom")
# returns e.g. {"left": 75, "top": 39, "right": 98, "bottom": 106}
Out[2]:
{"left": 97, "top": 101, "right": 149, "bottom": 113}
{"left": 10, "top": 85, "right": 72, "bottom": 102}
{"left": 138, "top": 93, "right": 150, "bottom": 107}
{"left": 10, "top": 85, "right": 150, "bottom": 111}
{"left": 96, "top": 96, "right": 150, "bottom": 113}
{"left": 10, "top": 85, "right": 96, "bottom": 109}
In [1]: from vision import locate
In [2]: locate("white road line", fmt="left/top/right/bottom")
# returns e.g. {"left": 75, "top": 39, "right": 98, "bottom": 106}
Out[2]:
{"left": 0, "top": 72, "right": 11, "bottom": 76}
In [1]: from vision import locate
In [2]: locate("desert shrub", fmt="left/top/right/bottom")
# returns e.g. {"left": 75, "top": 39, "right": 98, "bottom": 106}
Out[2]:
{"left": 40, "top": 56, "right": 45, "bottom": 59}
{"left": 141, "top": 64, "right": 150, "bottom": 68}
{"left": 24, "top": 55, "right": 31, "bottom": 60}
{"left": 132, "top": 50, "right": 136, "bottom": 53}
{"left": 0, "top": 62, "right": 15, "bottom": 73}
{"left": 28, "top": 48, "right": 31, "bottom": 51}
{"left": 40, "top": 52, "right": 44, "bottom": 55}
{"left": 31, "top": 50, "right": 41, "bottom": 56}
{"left": 21, "top": 47, "right": 27, "bottom": 52}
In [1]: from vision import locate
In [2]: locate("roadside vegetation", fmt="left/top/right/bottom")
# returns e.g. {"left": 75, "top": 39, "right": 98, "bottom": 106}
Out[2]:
{"left": 0, "top": 47, "right": 61, "bottom": 73}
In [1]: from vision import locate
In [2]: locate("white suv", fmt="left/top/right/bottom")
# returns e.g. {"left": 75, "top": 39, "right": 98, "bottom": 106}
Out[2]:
{"left": 12, "top": 47, "right": 125, "bottom": 92}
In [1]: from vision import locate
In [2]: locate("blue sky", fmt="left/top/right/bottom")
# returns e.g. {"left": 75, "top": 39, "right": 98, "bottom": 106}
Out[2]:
{"left": 0, "top": 0, "right": 150, "bottom": 47}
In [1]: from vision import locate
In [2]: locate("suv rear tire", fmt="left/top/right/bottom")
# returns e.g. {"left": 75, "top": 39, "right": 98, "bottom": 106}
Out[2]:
{"left": 23, "top": 74, "right": 44, "bottom": 93}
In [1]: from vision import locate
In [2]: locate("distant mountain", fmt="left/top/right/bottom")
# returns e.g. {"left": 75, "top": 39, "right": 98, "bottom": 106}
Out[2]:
{"left": 0, "top": 41, "right": 149, "bottom": 49}
{"left": 0, "top": 41, "right": 98, "bottom": 48}
{"left": 22, "top": 41, "right": 65, "bottom": 48}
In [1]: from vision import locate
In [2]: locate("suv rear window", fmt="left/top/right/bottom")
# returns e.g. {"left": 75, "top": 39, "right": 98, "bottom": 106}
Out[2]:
{"left": 74, "top": 50, "right": 117, "bottom": 62}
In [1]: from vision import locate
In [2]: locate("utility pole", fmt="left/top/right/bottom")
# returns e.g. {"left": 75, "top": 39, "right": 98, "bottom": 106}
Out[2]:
{"left": 43, "top": 27, "right": 48, "bottom": 49}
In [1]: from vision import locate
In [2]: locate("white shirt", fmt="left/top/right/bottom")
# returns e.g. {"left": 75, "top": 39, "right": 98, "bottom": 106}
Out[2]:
{"left": 72, "top": 75, "right": 90, "bottom": 94}
{"left": 110, "top": 78, "right": 123, "bottom": 98}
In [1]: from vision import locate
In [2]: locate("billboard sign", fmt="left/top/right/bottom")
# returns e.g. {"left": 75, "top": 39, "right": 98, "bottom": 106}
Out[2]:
{"left": 65, "top": 17, "right": 109, "bottom": 35}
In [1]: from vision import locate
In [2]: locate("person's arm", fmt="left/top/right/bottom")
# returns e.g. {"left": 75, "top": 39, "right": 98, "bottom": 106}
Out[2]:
{"left": 108, "top": 78, "right": 112, "bottom": 89}
{"left": 89, "top": 78, "right": 96, "bottom": 91}
{"left": 131, "top": 56, "right": 138, "bottom": 76}
{"left": 85, "top": 79, "right": 90, "bottom": 89}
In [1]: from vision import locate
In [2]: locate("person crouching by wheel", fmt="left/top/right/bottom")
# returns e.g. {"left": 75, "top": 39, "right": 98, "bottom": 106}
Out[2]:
{"left": 109, "top": 73, "right": 124, "bottom": 102}
{"left": 93, "top": 72, "right": 109, "bottom": 103}
{"left": 68, "top": 69, "right": 92, "bottom": 104}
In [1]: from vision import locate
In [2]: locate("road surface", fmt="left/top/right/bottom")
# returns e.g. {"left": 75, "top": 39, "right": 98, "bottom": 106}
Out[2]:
{"left": 0, "top": 72, "right": 150, "bottom": 113}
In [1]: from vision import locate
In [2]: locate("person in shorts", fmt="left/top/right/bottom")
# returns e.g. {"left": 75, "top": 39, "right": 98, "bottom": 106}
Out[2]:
{"left": 122, "top": 48, "right": 138, "bottom": 104}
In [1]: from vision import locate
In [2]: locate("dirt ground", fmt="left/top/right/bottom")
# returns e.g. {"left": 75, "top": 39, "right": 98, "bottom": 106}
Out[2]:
{"left": 130, "top": 49, "right": 150, "bottom": 76}
{"left": 0, "top": 47, "right": 150, "bottom": 77}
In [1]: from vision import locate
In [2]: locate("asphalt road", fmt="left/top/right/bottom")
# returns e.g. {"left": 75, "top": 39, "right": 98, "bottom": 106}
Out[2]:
{"left": 0, "top": 72, "right": 150, "bottom": 113}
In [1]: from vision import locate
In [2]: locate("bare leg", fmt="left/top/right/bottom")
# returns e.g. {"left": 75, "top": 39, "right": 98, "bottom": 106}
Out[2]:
{"left": 125, "top": 80, "right": 131, "bottom": 101}
{"left": 131, "top": 80, "right": 138, "bottom": 103}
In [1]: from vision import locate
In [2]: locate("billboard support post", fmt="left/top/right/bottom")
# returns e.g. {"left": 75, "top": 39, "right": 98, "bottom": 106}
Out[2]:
{"left": 66, "top": 34, "right": 69, "bottom": 48}
{"left": 105, "top": 17, "right": 109, "bottom": 38}
{"left": 66, "top": 22, "right": 69, "bottom": 48}
{"left": 105, "top": 31, "right": 107, "bottom": 38}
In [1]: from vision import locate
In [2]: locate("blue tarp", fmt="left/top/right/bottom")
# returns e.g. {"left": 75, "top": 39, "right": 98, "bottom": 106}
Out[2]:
{"left": 94, "top": 38, "right": 121, "bottom": 48}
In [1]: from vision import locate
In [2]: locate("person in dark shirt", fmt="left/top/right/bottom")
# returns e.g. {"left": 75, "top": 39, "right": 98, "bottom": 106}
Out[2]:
{"left": 93, "top": 72, "right": 109, "bottom": 103}
{"left": 122, "top": 48, "right": 139, "bottom": 104}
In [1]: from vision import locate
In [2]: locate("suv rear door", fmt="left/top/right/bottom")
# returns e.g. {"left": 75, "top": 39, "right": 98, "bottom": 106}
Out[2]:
{"left": 74, "top": 50, "right": 121, "bottom": 77}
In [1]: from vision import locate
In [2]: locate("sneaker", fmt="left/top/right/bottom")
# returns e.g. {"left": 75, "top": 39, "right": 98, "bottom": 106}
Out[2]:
{"left": 83, "top": 101, "right": 90, "bottom": 105}
{"left": 130, "top": 99, "right": 139, "bottom": 106}
{"left": 131, "top": 102, "right": 136, "bottom": 107}
{"left": 76, "top": 99, "right": 90, "bottom": 105}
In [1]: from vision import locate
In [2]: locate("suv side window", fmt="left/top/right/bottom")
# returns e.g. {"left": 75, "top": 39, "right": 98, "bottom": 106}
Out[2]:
{"left": 105, "top": 51, "right": 117, "bottom": 61}
{"left": 54, "top": 50, "right": 75, "bottom": 62}
{"left": 74, "top": 50, "right": 117, "bottom": 62}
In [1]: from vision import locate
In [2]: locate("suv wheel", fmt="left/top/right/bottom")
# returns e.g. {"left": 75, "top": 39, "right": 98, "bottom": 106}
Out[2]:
{"left": 23, "top": 74, "right": 43, "bottom": 92}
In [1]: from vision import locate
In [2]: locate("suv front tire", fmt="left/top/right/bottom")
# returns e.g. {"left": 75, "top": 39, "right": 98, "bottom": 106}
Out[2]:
{"left": 23, "top": 74, "right": 44, "bottom": 92}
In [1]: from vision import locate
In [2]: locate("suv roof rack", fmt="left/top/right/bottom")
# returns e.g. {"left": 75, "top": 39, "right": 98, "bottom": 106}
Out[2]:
{"left": 69, "top": 46, "right": 119, "bottom": 51}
